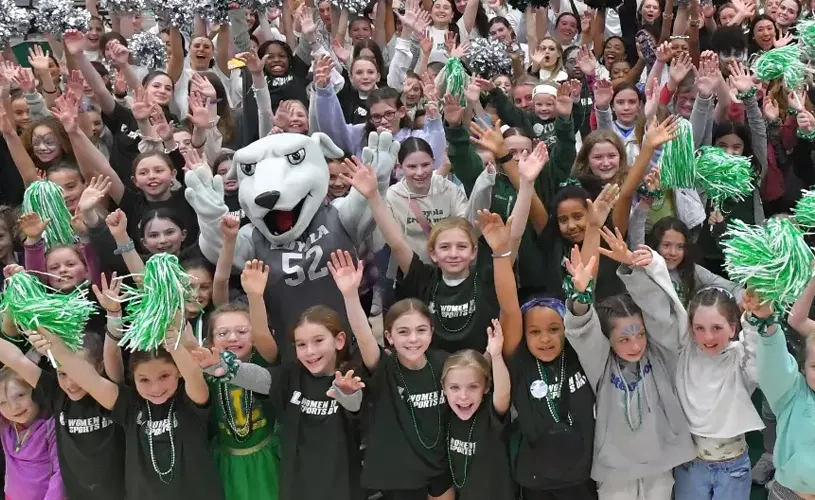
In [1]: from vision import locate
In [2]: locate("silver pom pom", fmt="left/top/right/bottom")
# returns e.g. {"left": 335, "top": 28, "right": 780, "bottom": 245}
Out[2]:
{"left": 330, "top": 0, "right": 370, "bottom": 15}
{"left": 193, "top": 0, "right": 228, "bottom": 25}
{"left": 35, "top": 0, "right": 91, "bottom": 39}
{"left": 0, "top": 0, "right": 31, "bottom": 46}
{"left": 150, "top": 0, "right": 193, "bottom": 34}
{"left": 466, "top": 38, "right": 512, "bottom": 80}
{"left": 99, "top": 0, "right": 146, "bottom": 13}
{"left": 129, "top": 31, "right": 167, "bottom": 70}
{"left": 242, "top": 0, "right": 282, "bottom": 11}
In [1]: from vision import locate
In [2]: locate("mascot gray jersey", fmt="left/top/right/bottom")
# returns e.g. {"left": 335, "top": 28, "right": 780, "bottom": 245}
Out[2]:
{"left": 185, "top": 132, "right": 399, "bottom": 362}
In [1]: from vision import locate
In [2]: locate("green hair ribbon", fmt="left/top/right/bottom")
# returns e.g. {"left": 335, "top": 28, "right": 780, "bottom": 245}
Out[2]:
{"left": 119, "top": 253, "right": 194, "bottom": 352}
{"left": 694, "top": 146, "right": 754, "bottom": 211}
{"left": 722, "top": 218, "right": 814, "bottom": 310}
{"left": 752, "top": 44, "right": 807, "bottom": 89}
{"left": 658, "top": 117, "right": 695, "bottom": 189}
{"left": 22, "top": 180, "right": 75, "bottom": 250}
{"left": 0, "top": 271, "right": 95, "bottom": 352}
{"left": 444, "top": 56, "right": 467, "bottom": 105}
{"left": 792, "top": 189, "right": 815, "bottom": 230}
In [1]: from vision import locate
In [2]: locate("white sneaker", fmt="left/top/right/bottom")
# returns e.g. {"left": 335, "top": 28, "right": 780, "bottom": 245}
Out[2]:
{"left": 370, "top": 285, "right": 382, "bottom": 317}
{"left": 752, "top": 452, "right": 775, "bottom": 485}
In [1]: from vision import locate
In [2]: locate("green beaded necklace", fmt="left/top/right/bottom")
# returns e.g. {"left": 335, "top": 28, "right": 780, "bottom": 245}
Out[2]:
{"left": 431, "top": 272, "right": 478, "bottom": 334}
{"left": 394, "top": 355, "right": 443, "bottom": 449}
{"left": 219, "top": 383, "right": 254, "bottom": 442}
{"left": 447, "top": 414, "right": 478, "bottom": 489}
{"left": 535, "top": 352, "right": 573, "bottom": 425}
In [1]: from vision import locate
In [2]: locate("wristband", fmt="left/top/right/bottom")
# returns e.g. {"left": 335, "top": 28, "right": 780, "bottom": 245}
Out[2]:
{"left": 113, "top": 92, "right": 127, "bottom": 99}
{"left": 636, "top": 182, "right": 664, "bottom": 201}
{"left": 41, "top": 87, "right": 58, "bottom": 95}
{"left": 113, "top": 240, "right": 136, "bottom": 255}
{"left": 204, "top": 350, "right": 239, "bottom": 383}
{"left": 497, "top": 152, "right": 514, "bottom": 164}
{"left": 744, "top": 310, "right": 782, "bottom": 337}
{"left": 105, "top": 328, "right": 123, "bottom": 342}
{"left": 735, "top": 87, "right": 757, "bottom": 101}
{"left": 493, "top": 250, "right": 512, "bottom": 259}
{"left": 797, "top": 127, "right": 815, "bottom": 141}
{"left": 789, "top": 107, "right": 799, "bottom": 117}
{"left": 562, "top": 275, "right": 595, "bottom": 304}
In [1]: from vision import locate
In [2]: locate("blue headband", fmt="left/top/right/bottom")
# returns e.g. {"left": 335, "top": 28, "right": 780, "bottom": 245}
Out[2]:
{"left": 520, "top": 297, "right": 566, "bottom": 318}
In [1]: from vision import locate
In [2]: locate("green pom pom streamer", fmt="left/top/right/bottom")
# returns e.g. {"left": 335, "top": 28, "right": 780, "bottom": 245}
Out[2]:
{"left": 119, "top": 253, "right": 194, "bottom": 352}
{"left": 659, "top": 117, "right": 695, "bottom": 189}
{"left": 22, "top": 180, "right": 75, "bottom": 250}
{"left": 797, "top": 19, "right": 815, "bottom": 57}
{"left": 723, "top": 218, "right": 814, "bottom": 310}
{"left": 445, "top": 57, "right": 467, "bottom": 105}
{"left": 752, "top": 44, "right": 807, "bottom": 89}
{"left": 792, "top": 189, "right": 815, "bottom": 230}
{"left": 0, "top": 271, "right": 95, "bottom": 352}
{"left": 694, "top": 146, "right": 755, "bottom": 211}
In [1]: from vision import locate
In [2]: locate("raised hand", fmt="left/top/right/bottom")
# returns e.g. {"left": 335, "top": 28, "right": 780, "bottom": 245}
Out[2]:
{"left": 332, "top": 39, "right": 351, "bottom": 64}
{"left": 326, "top": 370, "right": 366, "bottom": 398}
{"left": 463, "top": 77, "right": 481, "bottom": 104}
{"left": 655, "top": 41, "right": 672, "bottom": 63}
{"left": 27, "top": 44, "right": 52, "bottom": 72}
{"left": 237, "top": 51, "right": 268, "bottom": 74}
{"left": 518, "top": 142, "right": 549, "bottom": 183}
{"left": 3, "top": 264, "right": 24, "bottom": 279}
{"left": 598, "top": 227, "right": 635, "bottom": 265}
{"left": 669, "top": 51, "right": 693, "bottom": 87}
{"left": 587, "top": 183, "right": 620, "bottom": 228}
{"left": 92, "top": 272, "right": 123, "bottom": 313}
{"left": 555, "top": 79, "right": 577, "bottom": 118}
{"left": 798, "top": 110, "right": 815, "bottom": 134}
{"left": 105, "top": 209, "right": 129, "bottom": 241}
{"left": 593, "top": 79, "right": 613, "bottom": 109}
{"left": 418, "top": 28, "right": 433, "bottom": 56}
{"left": 50, "top": 92, "right": 80, "bottom": 134}
{"left": 444, "top": 30, "right": 458, "bottom": 55}
{"left": 564, "top": 245, "right": 598, "bottom": 292}
{"left": 630, "top": 244, "right": 653, "bottom": 267}
{"left": 241, "top": 259, "right": 270, "bottom": 296}
{"left": 444, "top": 94, "right": 465, "bottom": 125}
{"left": 191, "top": 73, "right": 216, "bottom": 99}
{"left": 395, "top": 0, "right": 431, "bottom": 33}
{"left": 485, "top": 318, "right": 504, "bottom": 359}
{"left": 450, "top": 41, "right": 470, "bottom": 60}
{"left": 576, "top": 44, "right": 597, "bottom": 76}
{"left": 313, "top": 55, "right": 333, "bottom": 89}
{"left": 763, "top": 96, "right": 780, "bottom": 122}
{"left": 469, "top": 117, "right": 508, "bottom": 158}
{"left": 339, "top": 156, "right": 378, "bottom": 199}
{"left": 774, "top": 30, "right": 794, "bottom": 48}
{"left": 182, "top": 146, "right": 207, "bottom": 171}
{"left": 151, "top": 105, "right": 174, "bottom": 141}
{"left": 297, "top": 6, "right": 317, "bottom": 37}
{"left": 327, "top": 249, "right": 363, "bottom": 296}
{"left": 190, "top": 346, "right": 225, "bottom": 373}
{"left": 273, "top": 101, "right": 292, "bottom": 130}
{"left": 476, "top": 209, "right": 511, "bottom": 253}
{"left": 188, "top": 92, "right": 212, "bottom": 129}
{"left": 109, "top": 42, "right": 131, "bottom": 67}
{"left": 727, "top": 61, "right": 755, "bottom": 93}
{"left": 131, "top": 88, "right": 153, "bottom": 122}
{"left": 473, "top": 76, "right": 495, "bottom": 92}
{"left": 695, "top": 51, "right": 720, "bottom": 98}
{"left": 220, "top": 214, "right": 240, "bottom": 240}
{"left": 742, "top": 289, "right": 774, "bottom": 318}
{"left": 18, "top": 212, "right": 50, "bottom": 242}
{"left": 14, "top": 68, "right": 35, "bottom": 93}
{"left": 113, "top": 70, "right": 127, "bottom": 96}
{"left": 643, "top": 115, "right": 680, "bottom": 150}
{"left": 77, "top": 175, "right": 112, "bottom": 215}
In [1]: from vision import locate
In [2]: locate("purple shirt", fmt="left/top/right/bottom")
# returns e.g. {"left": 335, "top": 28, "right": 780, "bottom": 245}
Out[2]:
{"left": 2, "top": 417, "right": 65, "bottom": 500}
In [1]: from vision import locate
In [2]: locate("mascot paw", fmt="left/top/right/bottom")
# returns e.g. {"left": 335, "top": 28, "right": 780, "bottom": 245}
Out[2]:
{"left": 184, "top": 167, "right": 228, "bottom": 222}
{"left": 362, "top": 131, "right": 400, "bottom": 178}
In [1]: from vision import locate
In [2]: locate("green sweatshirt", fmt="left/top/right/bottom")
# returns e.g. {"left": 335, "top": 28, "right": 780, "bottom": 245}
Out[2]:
{"left": 489, "top": 88, "right": 585, "bottom": 148}
{"left": 445, "top": 116, "right": 576, "bottom": 293}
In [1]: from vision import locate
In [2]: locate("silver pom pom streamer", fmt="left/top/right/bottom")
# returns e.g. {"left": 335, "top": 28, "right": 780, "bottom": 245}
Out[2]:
{"left": 0, "top": 0, "right": 31, "bottom": 46}
{"left": 151, "top": 0, "right": 193, "bottom": 34}
{"left": 99, "top": 0, "right": 145, "bottom": 13}
{"left": 119, "top": 253, "right": 195, "bottom": 352}
{"left": 242, "top": 0, "right": 282, "bottom": 11}
{"left": 34, "top": 0, "right": 90, "bottom": 37}
{"left": 129, "top": 31, "right": 167, "bottom": 70}
{"left": 466, "top": 37, "right": 512, "bottom": 80}
{"left": 722, "top": 218, "right": 814, "bottom": 310}
{"left": 330, "top": 0, "right": 370, "bottom": 14}
{"left": 193, "top": 0, "right": 229, "bottom": 25}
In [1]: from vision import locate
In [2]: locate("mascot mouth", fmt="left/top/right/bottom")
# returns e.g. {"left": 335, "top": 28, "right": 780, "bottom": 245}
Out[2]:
{"left": 263, "top": 197, "right": 306, "bottom": 236}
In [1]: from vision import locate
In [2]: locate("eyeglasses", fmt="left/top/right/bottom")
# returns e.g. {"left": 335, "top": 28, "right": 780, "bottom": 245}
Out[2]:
{"left": 370, "top": 110, "right": 397, "bottom": 123}
{"left": 213, "top": 326, "right": 251, "bottom": 338}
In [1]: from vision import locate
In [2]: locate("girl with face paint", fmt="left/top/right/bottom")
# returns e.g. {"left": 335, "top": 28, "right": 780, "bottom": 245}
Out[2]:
{"left": 565, "top": 229, "right": 695, "bottom": 500}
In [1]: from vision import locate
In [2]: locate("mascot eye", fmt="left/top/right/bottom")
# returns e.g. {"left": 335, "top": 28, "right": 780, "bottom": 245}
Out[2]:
{"left": 286, "top": 148, "right": 306, "bottom": 165}
{"left": 240, "top": 163, "right": 256, "bottom": 176}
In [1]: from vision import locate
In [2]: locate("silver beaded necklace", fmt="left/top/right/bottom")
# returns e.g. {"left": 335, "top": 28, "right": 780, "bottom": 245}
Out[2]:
{"left": 145, "top": 398, "right": 176, "bottom": 484}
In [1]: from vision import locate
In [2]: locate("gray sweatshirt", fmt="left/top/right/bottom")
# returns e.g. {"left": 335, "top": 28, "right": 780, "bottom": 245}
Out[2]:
{"left": 565, "top": 252, "right": 695, "bottom": 487}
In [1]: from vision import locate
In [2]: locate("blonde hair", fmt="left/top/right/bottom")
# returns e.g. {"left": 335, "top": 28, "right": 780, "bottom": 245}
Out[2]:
{"left": 538, "top": 36, "right": 565, "bottom": 74}
{"left": 571, "top": 130, "right": 629, "bottom": 187}
{"left": 426, "top": 217, "right": 478, "bottom": 255}
{"left": 0, "top": 367, "right": 36, "bottom": 424}
{"left": 441, "top": 349, "right": 491, "bottom": 386}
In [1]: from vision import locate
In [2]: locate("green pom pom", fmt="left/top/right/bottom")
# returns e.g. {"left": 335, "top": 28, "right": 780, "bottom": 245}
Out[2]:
{"left": 694, "top": 146, "right": 755, "bottom": 211}
{"left": 792, "top": 189, "right": 815, "bottom": 230}
{"left": 752, "top": 44, "right": 808, "bottom": 89}
{"left": 22, "top": 180, "right": 75, "bottom": 250}
{"left": 119, "top": 253, "right": 194, "bottom": 351}
{"left": 444, "top": 57, "right": 467, "bottom": 105}
{"left": 797, "top": 19, "right": 815, "bottom": 57}
{"left": 723, "top": 218, "right": 814, "bottom": 309}
{"left": 0, "top": 271, "right": 95, "bottom": 351}
{"left": 659, "top": 117, "right": 695, "bottom": 189}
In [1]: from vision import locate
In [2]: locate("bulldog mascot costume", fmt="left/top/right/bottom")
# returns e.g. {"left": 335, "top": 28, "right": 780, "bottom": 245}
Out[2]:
{"left": 184, "top": 132, "right": 399, "bottom": 360}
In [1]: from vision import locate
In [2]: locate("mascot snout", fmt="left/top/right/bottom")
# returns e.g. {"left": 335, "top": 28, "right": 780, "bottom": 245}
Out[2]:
{"left": 255, "top": 191, "right": 281, "bottom": 209}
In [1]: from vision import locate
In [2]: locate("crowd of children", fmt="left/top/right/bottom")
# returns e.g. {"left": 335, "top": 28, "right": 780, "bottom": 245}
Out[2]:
{"left": 0, "top": 0, "right": 813, "bottom": 498}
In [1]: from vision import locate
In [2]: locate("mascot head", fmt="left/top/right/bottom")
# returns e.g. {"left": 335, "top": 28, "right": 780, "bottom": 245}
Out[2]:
{"left": 231, "top": 133, "right": 343, "bottom": 245}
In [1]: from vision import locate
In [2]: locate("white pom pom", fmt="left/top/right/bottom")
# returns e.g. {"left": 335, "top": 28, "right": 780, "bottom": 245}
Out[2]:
{"left": 129, "top": 31, "right": 168, "bottom": 70}
{"left": 150, "top": 0, "right": 193, "bottom": 34}
{"left": 0, "top": 0, "right": 31, "bottom": 45}
{"left": 330, "top": 0, "right": 371, "bottom": 14}
{"left": 35, "top": 0, "right": 91, "bottom": 39}
{"left": 193, "top": 0, "right": 229, "bottom": 25}
{"left": 466, "top": 38, "right": 512, "bottom": 80}
{"left": 99, "top": 0, "right": 146, "bottom": 14}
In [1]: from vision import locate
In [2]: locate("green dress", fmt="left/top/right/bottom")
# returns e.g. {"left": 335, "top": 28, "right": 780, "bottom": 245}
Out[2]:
{"left": 210, "top": 380, "right": 280, "bottom": 500}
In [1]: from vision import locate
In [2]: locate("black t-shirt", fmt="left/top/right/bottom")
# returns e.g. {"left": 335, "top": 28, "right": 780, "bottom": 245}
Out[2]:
{"left": 361, "top": 348, "right": 450, "bottom": 491}
{"left": 337, "top": 71, "right": 369, "bottom": 125}
{"left": 269, "top": 363, "right": 361, "bottom": 500}
{"left": 396, "top": 254, "right": 499, "bottom": 354}
{"left": 118, "top": 188, "right": 200, "bottom": 252}
{"left": 448, "top": 403, "right": 513, "bottom": 500}
{"left": 111, "top": 383, "right": 224, "bottom": 500}
{"left": 507, "top": 342, "right": 595, "bottom": 490}
{"left": 34, "top": 370, "right": 125, "bottom": 500}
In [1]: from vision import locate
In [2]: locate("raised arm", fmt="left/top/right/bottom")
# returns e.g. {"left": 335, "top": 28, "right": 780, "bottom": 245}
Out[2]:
{"left": 329, "top": 250, "right": 382, "bottom": 370}
{"left": 788, "top": 274, "right": 815, "bottom": 337}
{"left": 486, "top": 319, "right": 510, "bottom": 415}
{"left": 91, "top": 273, "right": 126, "bottom": 384}
{"left": 164, "top": 327, "right": 210, "bottom": 405}
{"left": 63, "top": 31, "right": 115, "bottom": 115}
{"left": 106, "top": 209, "right": 145, "bottom": 280}
{"left": 0, "top": 336, "right": 41, "bottom": 388}
{"left": 213, "top": 215, "right": 239, "bottom": 308}
{"left": 241, "top": 259, "right": 279, "bottom": 364}
{"left": 167, "top": 27, "right": 185, "bottom": 83}
{"left": 0, "top": 105, "right": 38, "bottom": 186}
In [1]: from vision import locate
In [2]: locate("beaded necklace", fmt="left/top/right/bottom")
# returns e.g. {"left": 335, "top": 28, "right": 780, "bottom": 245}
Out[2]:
{"left": 394, "top": 355, "right": 442, "bottom": 449}
{"left": 622, "top": 362, "right": 644, "bottom": 432}
{"left": 219, "top": 383, "right": 254, "bottom": 442}
{"left": 146, "top": 399, "right": 176, "bottom": 484}
{"left": 535, "top": 352, "right": 573, "bottom": 425}
{"left": 13, "top": 423, "right": 33, "bottom": 452}
{"left": 431, "top": 272, "right": 478, "bottom": 334}
{"left": 447, "top": 414, "right": 478, "bottom": 489}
